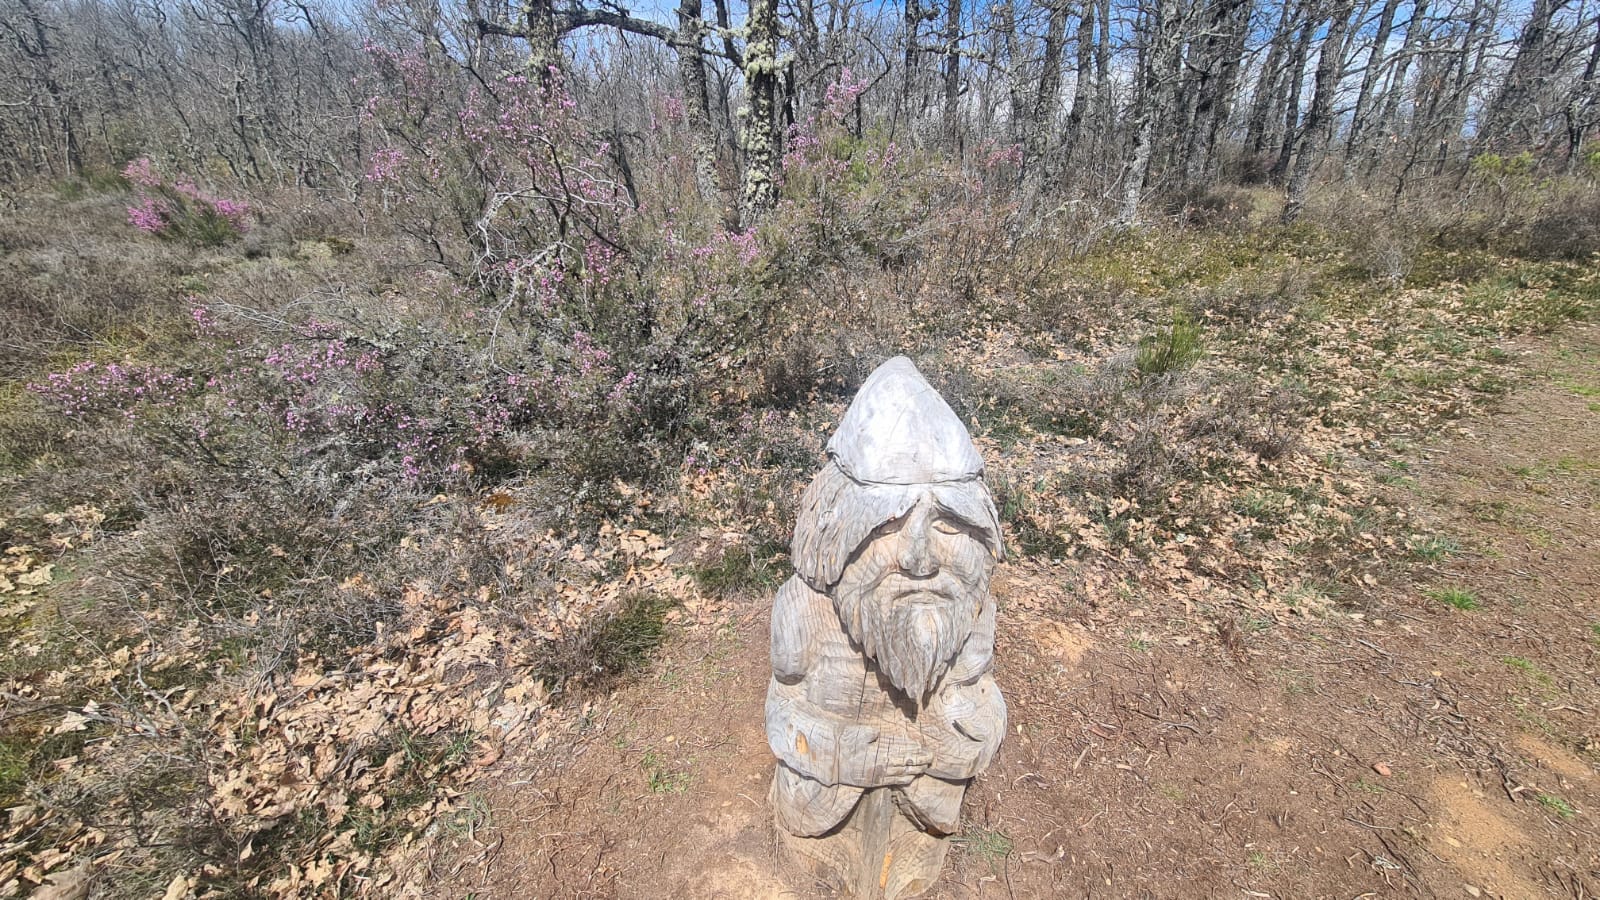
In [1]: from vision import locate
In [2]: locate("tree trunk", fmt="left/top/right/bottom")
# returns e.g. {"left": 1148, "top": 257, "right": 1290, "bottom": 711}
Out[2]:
{"left": 1282, "top": 0, "right": 1355, "bottom": 223}
{"left": 523, "top": 0, "right": 562, "bottom": 81}
{"left": 1245, "top": 0, "right": 1297, "bottom": 159}
{"left": 1061, "top": 0, "right": 1096, "bottom": 167}
{"left": 675, "top": 0, "right": 725, "bottom": 206}
{"left": 1094, "top": 0, "right": 1112, "bottom": 132}
{"left": 1480, "top": 0, "right": 1572, "bottom": 151}
{"left": 1181, "top": 0, "right": 1248, "bottom": 184}
{"left": 1342, "top": 0, "right": 1399, "bottom": 174}
{"left": 740, "top": 0, "right": 781, "bottom": 223}
{"left": 1364, "top": 0, "right": 1427, "bottom": 175}
{"left": 1270, "top": 0, "right": 1316, "bottom": 182}
{"left": 1028, "top": 0, "right": 1070, "bottom": 168}
{"left": 1563, "top": 14, "right": 1600, "bottom": 171}
{"left": 1201, "top": 0, "right": 1251, "bottom": 180}
{"left": 901, "top": 0, "right": 923, "bottom": 134}
{"left": 1434, "top": 0, "right": 1493, "bottom": 174}
{"left": 942, "top": 0, "right": 963, "bottom": 151}
{"left": 1119, "top": 0, "right": 1176, "bottom": 225}
{"left": 996, "top": 0, "right": 1024, "bottom": 147}
{"left": 14, "top": 0, "right": 80, "bottom": 174}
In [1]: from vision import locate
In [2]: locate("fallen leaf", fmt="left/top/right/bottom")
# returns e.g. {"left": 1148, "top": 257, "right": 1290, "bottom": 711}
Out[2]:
{"left": 18, "top": 564, "right": 55, "bottom": 587}
{"left": 53, "top": 701, "right": 99, "bottom": 735}
{"left": 33, "top": 864, "right": 90, "bottom": 900}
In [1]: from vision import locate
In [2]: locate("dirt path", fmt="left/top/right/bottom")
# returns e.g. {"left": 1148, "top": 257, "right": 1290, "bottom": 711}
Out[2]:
{"left": 428, "top": 325, "right": 1599, "bottom": 899}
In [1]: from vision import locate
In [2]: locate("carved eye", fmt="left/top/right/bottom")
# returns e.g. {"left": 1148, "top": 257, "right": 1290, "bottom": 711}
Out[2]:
{"left": 932, "top": 518, "right": 964, "bottom": 536}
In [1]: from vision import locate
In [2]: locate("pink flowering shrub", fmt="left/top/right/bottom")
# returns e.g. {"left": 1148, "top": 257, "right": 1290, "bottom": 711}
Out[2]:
{"left": 768, "top": 71, "right": 937, "bottom": 271}
{"left": 364, "top": 148, "right": 407, "bottom": 183}
{"left": 359, "top": 51, "right": 628, "bottom": 286}
{"left": 126, "top": 195, "right": 172, "bottom": 234}
{"left": 28, "top": 361, "right": 196, "bottom": 422}
{"left": 121, "top": 157, "right": 251, "bottom": 244}
{"left": 29, "top": 300, "right": 649, "bottom": 499}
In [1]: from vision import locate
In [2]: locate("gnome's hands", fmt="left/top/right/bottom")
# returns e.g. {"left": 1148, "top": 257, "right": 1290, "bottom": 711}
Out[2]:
{"left": 920, "top": 676, "right": 1006, "bottom": 780}
{"left": 836, "top": 724, "right": 932, "bottom": 787}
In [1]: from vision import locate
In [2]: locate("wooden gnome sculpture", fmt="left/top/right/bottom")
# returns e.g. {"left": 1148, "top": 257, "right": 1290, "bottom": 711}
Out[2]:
{"left": 766, "top": 357, "right": 1006, "bottom": 898}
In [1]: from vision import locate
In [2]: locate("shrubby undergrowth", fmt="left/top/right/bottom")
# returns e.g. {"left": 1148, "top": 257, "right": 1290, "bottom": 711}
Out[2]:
{"left": 123, "top": 158, "right": 251, "bottom": 245}
{"left": 2, "top": 69, "right": 1598, "bottom": 898}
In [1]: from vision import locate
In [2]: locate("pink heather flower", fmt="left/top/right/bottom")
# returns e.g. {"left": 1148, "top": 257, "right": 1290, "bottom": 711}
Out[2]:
{"left": 365, "top": 148, "right": 407, "bottom": 183}
{"left": 660, "top": 94, "right": 686, "bottom": 125}
{"left": 210, "top": 198, "right": 251, "bottom": 231}
{"left": 583, "top": 240, "right": 621, "bottom": 286}
{"left": 27, "top": 360, "right": 194, "bottom": 420}
{"left": 127, "top": 196, "right": 171, "bottom": 234}
{"left": 190, "top": 304, "right": 220, "bottom": 335}
{"left": 571, "top": 331, "right": 611, "bottom": 376}
{"left": 121, "top": 157, "right": 162, "bottom": 188}
{"left": 607, "top": 371, "right": 638, "bottom": 403}
{"left": 690, "top": 228, "right": 761, "bottom": 266}
{"left": 823, "top": 68, "right": 869, "bottom": 119}
{"left": 983, "top": 142, "right": 1024, "bottom": 171}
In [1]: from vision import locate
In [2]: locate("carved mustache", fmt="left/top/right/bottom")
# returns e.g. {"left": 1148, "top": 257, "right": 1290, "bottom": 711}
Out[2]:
{"left": 871, "top": 572, "right": 963, "bottom": 601}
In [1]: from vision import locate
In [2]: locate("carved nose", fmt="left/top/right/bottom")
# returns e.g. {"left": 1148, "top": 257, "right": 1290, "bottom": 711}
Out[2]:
{"left": 898, "top": 521, "right": 937, "bottom": 577}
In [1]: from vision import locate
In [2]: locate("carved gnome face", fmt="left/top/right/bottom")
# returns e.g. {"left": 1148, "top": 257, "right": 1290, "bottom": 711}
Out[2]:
{"left": 791, "top": 357, "right": 1003, "bottom": 702}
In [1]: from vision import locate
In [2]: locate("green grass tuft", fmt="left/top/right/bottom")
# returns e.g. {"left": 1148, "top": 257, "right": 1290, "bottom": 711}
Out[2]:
{"left": 1427, "top": 586, "right": 1480, "bottom": 610}
{"left": 1502, "top": 655, "right": 1554, "bottom": 686}
{"left": 960, "top": 826, "right": 1013, "bottom": 870}
{"left": 1536, "top": 793, "right": 1576, "bottom": 819}
{"left": 641, "top": 750, "right": 691, "bottom": 794}
{"left": 589, "top": 592, "right": 676, "bottom": 675}
{"left": 1409, "top": 535, "right": 1461, "bottom": 561}
{"left": 690, "top": 541, "right": 784, "bottom": 597}
{"left": 1136, "top": 311, "right": 1205, "bottom": 376}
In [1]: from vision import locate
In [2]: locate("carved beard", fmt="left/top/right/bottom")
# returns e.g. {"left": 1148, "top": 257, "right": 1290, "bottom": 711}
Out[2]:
{"left": 836, "top": 583, "right": 978, "bottom": 704}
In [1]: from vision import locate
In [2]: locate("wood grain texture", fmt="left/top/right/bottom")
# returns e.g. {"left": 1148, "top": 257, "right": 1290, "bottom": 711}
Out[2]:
{"left": 766, "top": 357, "right": 1005, "bottom": 898}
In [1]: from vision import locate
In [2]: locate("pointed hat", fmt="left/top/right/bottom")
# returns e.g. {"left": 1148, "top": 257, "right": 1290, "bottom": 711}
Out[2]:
{"left": 827, "top": 356, "right": 984, "bottom": 485}
{"left": 792, "top": 357, "right": 1001, "bottom": 589}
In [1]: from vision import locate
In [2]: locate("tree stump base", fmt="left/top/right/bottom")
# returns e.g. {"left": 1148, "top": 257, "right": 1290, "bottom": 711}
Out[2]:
{"left": 775, "top": 783, "right": 949, "bottom": 899}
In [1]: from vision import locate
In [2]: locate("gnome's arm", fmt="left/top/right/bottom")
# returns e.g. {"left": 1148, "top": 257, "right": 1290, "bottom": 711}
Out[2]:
{"left": 767, "top": 681, "right": 932, "bottom": 787}
{"left": 920, "top": 598, "right": 1007, "bottom": 780}
{"left": 767, "top": 576, "right": 931, "bottom": 788}
{"left": 918, "top": 674, "right": 1006, "bottom": 779}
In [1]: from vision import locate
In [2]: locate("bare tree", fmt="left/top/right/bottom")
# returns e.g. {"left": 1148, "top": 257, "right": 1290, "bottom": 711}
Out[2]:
{"left": 1027, "top": 0, "right": 1069, "bottom": 170}
{"left": 0, "top": 0, "right": 1588, "bottom": 242}
{"left": 1282, "top": 0, "right": 1355, "bottom": 222}
{"left": 941, "top": 0, "right": 963, "bottom": 149}
{"left": 3, "top": 0, "right": 83, "bottom": 174}
{"left": 1563, "top": 12, "right": 1600, "bottom": 169}
{"left": 1480, "top": 0, "right": 1575, "bottom": 151}
{"left": 1060, "top": 0, "right": 1097, "bottom": 167}
{"left": 1119, "top": 0, "right": 1184, "bottom": 224}
{"left": 1179, "top": 0, "right": 1251, "bottom": 184}
{"left": 1245, "top": 0, "right": 1302, "bottom": 164}
{"left": 1270, "top": 0, "right": 1317, "bottom": 182}
{"left": 1341, "top": 0, "right": 1400, "bottom": 174}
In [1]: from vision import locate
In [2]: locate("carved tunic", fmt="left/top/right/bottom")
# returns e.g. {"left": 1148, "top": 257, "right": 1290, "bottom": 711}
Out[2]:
{"left": 766, "top": 576, "right": 1005, "bottom": 836}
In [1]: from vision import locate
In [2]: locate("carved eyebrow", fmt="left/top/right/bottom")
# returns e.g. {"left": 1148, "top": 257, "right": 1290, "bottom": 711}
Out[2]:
{"left": 929, "top": 502, "right": 984, "bottom": 531}
{"left": 929, "top": 502, "right": 999, "bottom": 553}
